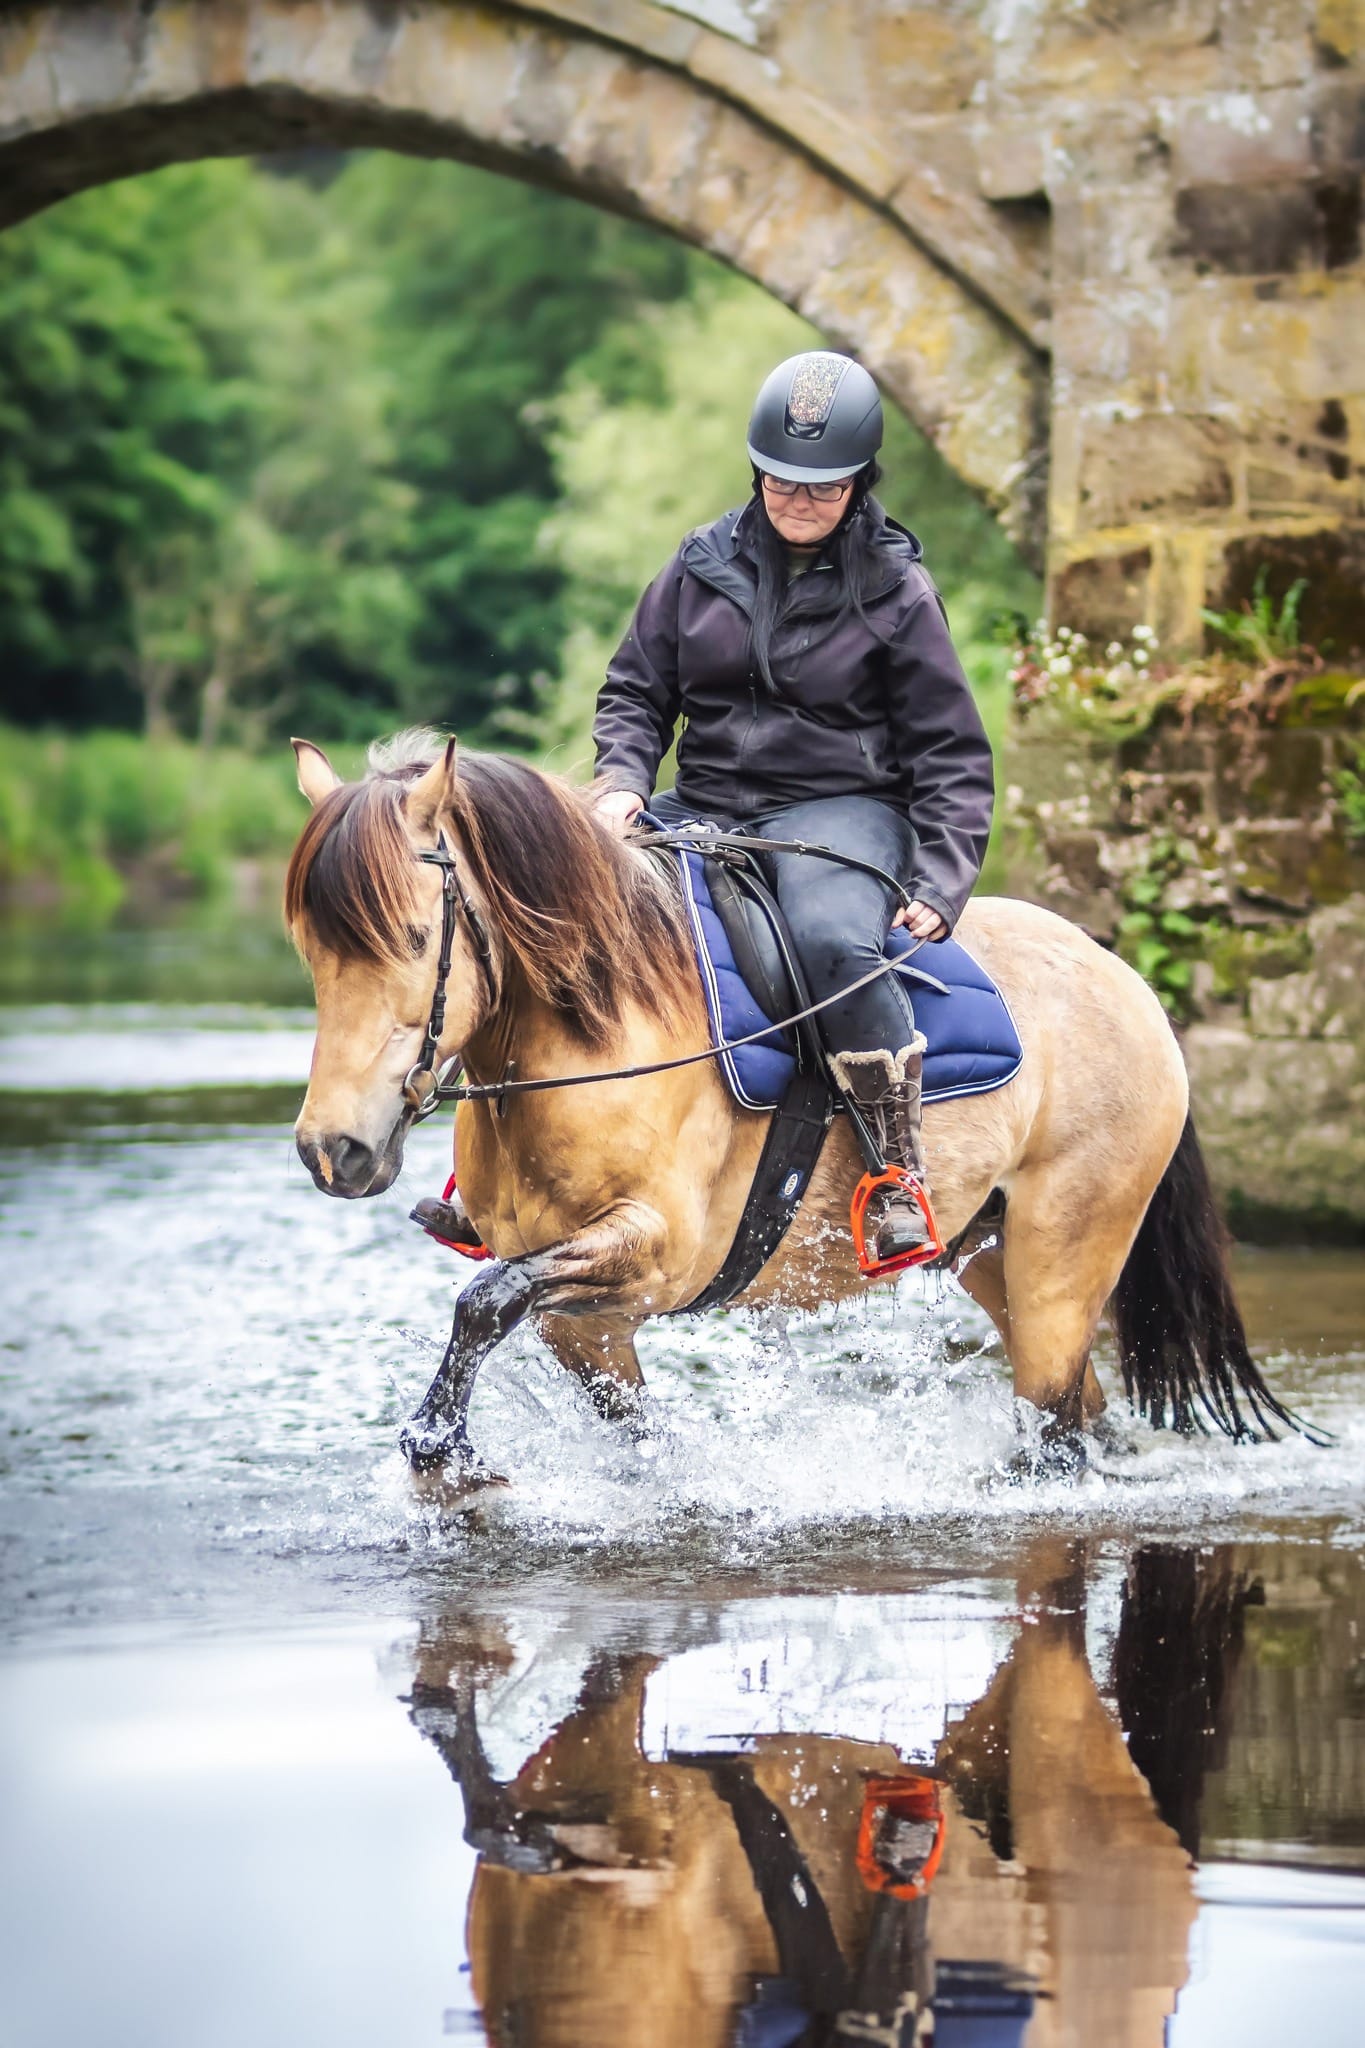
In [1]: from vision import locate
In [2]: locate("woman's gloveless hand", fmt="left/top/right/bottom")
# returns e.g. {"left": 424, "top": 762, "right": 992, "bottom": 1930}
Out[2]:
{"left": 592, "top": 787, "right": 645, "bottom": 836}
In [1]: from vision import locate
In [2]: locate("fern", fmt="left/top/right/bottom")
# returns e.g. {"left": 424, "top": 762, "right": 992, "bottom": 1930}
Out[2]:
{"left": 1202, "top": 568, "right": 1309, "bottom": 664}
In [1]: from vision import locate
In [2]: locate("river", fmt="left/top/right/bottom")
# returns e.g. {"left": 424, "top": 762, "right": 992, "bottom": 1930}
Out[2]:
{"left": 1, "top": 912, "right": 1363, "bottom": 2047}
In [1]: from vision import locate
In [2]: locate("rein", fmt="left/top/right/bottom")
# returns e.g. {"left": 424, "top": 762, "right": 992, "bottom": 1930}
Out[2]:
{"left": 401, "top": 824, "right": 927, "bottom": 1121}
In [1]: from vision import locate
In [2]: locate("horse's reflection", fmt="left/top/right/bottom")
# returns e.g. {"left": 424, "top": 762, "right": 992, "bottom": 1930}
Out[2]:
{"left": 406, "top": 1542, "right": 1251, "bottom": 2048}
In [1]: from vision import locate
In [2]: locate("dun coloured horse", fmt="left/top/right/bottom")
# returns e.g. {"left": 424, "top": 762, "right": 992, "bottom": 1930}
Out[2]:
{"left": 286, "top": 731, "right": 1305, "bottom": 1485}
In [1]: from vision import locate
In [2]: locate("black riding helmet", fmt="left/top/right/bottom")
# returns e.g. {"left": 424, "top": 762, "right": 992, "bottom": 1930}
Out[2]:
{"left": 746, "top": 350, "right": 884, "bottom": 483}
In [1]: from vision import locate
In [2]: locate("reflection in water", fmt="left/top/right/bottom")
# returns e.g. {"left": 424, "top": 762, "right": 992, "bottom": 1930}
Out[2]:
{"left": 401, "top": 1541, "right": 1270, "bottom": 2048}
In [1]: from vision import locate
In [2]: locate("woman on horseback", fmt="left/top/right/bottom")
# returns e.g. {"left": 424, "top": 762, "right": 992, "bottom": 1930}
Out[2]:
{"left": 592, "top": 351, "right": 995, "bottom": 1259}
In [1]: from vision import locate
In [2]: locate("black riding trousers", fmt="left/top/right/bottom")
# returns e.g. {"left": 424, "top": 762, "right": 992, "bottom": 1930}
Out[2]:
{"left": 650, "top": 789, "right": 920, "bottom": 1059}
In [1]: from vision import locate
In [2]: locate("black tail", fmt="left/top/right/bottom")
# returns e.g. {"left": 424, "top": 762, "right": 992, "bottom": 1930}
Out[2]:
{"left": 1112, "top": 1113, "right": 1322, "bottom": 1442}
{"left": 1113, "top": 1545, "right": 1260, "bottom": 1857}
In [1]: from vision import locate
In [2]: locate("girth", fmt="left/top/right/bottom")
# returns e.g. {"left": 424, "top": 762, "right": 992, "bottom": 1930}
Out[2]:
{"left": 665, "top": 845, "right": 836, "bottom": 1317}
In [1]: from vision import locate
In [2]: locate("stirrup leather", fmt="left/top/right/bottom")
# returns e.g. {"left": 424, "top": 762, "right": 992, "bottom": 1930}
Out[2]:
{"left": 850, "top": 1166, "right": 945, "bottom": 1278}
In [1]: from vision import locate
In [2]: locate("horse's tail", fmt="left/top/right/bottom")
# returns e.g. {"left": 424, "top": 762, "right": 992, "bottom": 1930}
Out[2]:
{"left": 1112, "top": 1113, "right": 1322, "bottom": 1442}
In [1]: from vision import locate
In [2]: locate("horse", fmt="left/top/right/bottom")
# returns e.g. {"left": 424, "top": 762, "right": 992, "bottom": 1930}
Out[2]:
{"left": 285, "top": 728, "right": 1304, "bottom": 1486}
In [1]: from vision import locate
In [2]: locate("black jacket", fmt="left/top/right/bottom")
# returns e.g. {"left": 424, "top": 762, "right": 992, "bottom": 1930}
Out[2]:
{"left": 592, "top": 498, "right": 994, "bottom": 931}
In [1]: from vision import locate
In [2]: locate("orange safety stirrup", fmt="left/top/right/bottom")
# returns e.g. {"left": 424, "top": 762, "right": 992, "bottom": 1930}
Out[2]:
{"left": 849, "top": 1167, "right": 945, "bottom": 1280}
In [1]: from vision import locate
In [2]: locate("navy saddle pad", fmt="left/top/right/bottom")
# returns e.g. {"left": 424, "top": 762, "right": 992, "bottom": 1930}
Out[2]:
{"left": 675, "top": 848, "right": 1023, "bottom": 1114}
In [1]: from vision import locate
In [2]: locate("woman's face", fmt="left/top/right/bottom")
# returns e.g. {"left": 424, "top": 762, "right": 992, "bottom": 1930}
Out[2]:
{"left": 760, "top": 472, "right": 855, "bottom": 545}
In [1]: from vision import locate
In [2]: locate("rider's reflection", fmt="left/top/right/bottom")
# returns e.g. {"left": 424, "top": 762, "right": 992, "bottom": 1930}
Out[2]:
{"left": 405, "top": 1540, "right": 1254, "bottom": 2048}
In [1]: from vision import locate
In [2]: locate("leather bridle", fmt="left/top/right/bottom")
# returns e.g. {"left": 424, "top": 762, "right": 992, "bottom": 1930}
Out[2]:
{"left": 401, "top": 833, "right": 495, "bottom": 1119}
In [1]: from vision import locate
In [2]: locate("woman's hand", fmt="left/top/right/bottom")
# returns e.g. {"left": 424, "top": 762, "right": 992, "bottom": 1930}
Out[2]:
{"left": 893, "top": 899, "right": 948, "bottom": 942}
{"left": 591, "top": 786, "right": 645, "bottom": 837}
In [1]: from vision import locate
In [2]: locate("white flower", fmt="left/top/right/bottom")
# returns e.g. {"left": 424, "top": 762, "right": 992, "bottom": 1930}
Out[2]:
{"left": 1133, "top": 646, "right": 1150, "bottom": 666}
{"left": 1132, "top": 623, "right": 1155, "bottom": 643}
{"left": 1106, "top": 641, "right": 1123, "bottom": 660}
{"left": 1047, "top": 655, "right": 1073, "bottom": 677}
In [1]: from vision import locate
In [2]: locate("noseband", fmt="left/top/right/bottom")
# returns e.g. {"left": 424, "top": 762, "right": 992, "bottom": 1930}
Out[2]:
{"left": 402, "top": 833, "right": 494, "bottom": 1119}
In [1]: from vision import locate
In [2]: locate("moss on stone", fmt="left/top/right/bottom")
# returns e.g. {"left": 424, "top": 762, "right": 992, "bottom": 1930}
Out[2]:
{"left": 1205, "top": 924, "right": 1314, "bottom": 1003}
{"left": 1281, "top": 671, "right": 1365, "bottom": 726}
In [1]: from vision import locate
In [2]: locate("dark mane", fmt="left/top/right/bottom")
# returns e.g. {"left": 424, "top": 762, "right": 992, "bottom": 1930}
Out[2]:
{"left": 285, "top": 738, "right": 699, "bottom": 1049}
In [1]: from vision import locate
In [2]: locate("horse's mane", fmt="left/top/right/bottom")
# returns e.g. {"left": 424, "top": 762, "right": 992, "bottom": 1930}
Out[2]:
{"left": 284, "top": 732, "right": 698, "bottom": 1049}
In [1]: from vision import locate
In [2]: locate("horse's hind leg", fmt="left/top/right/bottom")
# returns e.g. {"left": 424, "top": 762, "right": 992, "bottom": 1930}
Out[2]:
{"left": 998, "top": 1168, "right": 1138, "bottom": 1470}
{"left": 400, "top": 1200, "right": 667, "bottom": 1477}
{"left": 538, "top": 1312, "right": 647, "bottom": 1426}
{"left": 957, "top": 1241, "right": 1104, "bottom": 1423}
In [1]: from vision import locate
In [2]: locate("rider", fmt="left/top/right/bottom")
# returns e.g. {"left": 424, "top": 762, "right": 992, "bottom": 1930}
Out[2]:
{"left": 591, "top": 351, "right": 994, "bottom": 1259}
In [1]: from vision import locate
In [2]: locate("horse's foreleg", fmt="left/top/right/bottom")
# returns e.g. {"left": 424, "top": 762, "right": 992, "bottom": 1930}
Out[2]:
{"left": 538, "top": 1312, "right": 648, "bottom": 1427}
{"left": 400, "top": 1201, "right": 668, "bottom": 1474}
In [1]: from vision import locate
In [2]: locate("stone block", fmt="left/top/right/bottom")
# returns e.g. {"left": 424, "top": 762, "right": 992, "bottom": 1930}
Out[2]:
{"left": 1217, "top": 0, "right": 1316, "bottom": 88}
{"left": 1117, "top": 729, "right": 1217, "bottom": 776}
{"left": 1049, "top": 183, "right": 1175, "bottom": 291}
{"left": 1077, "top": 413, "right": 1235, "bottom": 530}
{"left": 1316, "top": 0, "right": 1365, "bottom": 64}
{"left": 1166, "top": 88, "right": 1313, "bottom": 187}
{"left": 1230, "top": 819, "right": 1359, "bottom": 907}
{"left": 1115, "top": 768, "right": 1215, "bottom": 829}
{"left": 1051, "top": 288, "right": 1171, "bottom": 410}
{"left": 1173, "top": 179, "right": 1332, "bottom": 276}
{"left": 1312, "top": 77, "right": 1365, "bottom": 171}
{"left": 1241, "top": 400, "right": 1363, "bottom": 518}
{"left": 1213, "top": 728, "right": 1331, "bottom": 821}
{"left": 1050, "top": 547, "right": 1154, "bottom": 639}
{"left": 973, "top": 115, "right": 1047, "bottom": 202}
{"left": 1218, "top": 526, "right": 1365, "bottom": 653}
{"left": 1184, "top": 1022, "right": 1365, "bottom": 1226}
{"left": 1195, "top": 279, "right": 1365, "bottom": 409}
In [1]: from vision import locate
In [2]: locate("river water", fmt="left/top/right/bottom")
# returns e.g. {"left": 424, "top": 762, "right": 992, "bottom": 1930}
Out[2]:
{"left": 1, "top": 915, "right": 1363, "bottom": 2047}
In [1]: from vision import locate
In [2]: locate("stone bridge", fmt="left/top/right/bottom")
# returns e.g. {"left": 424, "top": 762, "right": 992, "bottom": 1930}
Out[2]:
{"left": 2, "top": 0, "right": 1364, "bottom": 647}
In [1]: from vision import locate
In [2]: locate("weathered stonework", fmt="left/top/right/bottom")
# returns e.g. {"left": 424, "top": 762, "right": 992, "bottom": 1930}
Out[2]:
{"left": 3, "top": 2, "right": 1365, "bottom": 639}
{"left": 1006, "top": 702, "right": 1365, "bottom": 1233}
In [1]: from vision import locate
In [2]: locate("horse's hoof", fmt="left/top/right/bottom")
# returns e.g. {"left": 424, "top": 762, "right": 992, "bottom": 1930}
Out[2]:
{"left": 399, "top": 1421, "right": 505, "bottom": 1487}
{"left": 1005, "top": 1429, "right": 1088, "bottom": 1485}
{"left": 407, "top": 1458, "right": 510, "bottom": 1513}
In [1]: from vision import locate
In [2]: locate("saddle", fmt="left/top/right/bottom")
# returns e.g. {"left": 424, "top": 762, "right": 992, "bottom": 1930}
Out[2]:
{"left": 667, "top": 839, "right": 1022, "bottom": 1313}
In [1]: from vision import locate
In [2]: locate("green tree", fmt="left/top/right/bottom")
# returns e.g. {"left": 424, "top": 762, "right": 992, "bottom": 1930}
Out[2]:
{"left": 330, "top": 154, "right": 700, "bottom": 737}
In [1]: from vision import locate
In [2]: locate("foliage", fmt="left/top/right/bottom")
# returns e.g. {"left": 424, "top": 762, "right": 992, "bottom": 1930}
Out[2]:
{"left": 1201, "top": 567, "right": 1308, "bottom": 666}
{"left": 1337, "top": 745, "right": 1365, "bottom": 843}
{"left": 1114, "top": 833, "right": 1204, "bottom": 1021}
{"left": 0, "top": 156, "right": 696, "bottom": 749}
{"left": 0, "top": 723, "right": 308, "bottom": 910}
{"left": 1009, "top": 607, "right": 1363, "bottom": 740}
{"left": 0, "top": 151, "right": 1038, "bottom": 784}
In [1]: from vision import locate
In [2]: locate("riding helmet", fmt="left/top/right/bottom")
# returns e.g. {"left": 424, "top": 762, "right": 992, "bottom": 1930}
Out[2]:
{"left": 746, "top": 350, "right": 884, "bottom": 483}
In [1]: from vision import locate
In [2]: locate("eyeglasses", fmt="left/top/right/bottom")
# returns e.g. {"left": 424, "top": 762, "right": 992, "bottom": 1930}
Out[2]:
{"left": 761, "top": 473, "right": 855, "bottom": 503}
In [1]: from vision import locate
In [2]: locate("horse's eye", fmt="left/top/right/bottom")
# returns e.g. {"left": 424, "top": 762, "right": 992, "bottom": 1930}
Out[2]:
{"left": 406, "top": 925, "right": 429, "bottom": 957}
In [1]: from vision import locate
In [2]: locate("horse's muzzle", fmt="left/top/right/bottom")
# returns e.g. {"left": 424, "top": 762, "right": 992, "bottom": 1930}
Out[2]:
{"left": 296, "top": 1126, "right": 403, "bottom": 1199}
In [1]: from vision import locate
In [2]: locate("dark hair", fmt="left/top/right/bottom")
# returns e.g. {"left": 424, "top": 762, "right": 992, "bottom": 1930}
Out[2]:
{"left": 747, "top": 460, "right": 884, "bottom": 696}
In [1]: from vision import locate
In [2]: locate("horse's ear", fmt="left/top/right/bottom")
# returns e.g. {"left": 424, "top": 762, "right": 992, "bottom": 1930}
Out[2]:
{"left": 292, "top": 738, "right": 342, "bottom": 807}
{"left": 406, "top": 737, "right": 458, "bottom": 836}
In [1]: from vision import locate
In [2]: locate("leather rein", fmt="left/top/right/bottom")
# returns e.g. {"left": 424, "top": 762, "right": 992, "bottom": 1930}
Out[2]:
{"left": 400, "top": 826, "right": 930, "bottom": 1122}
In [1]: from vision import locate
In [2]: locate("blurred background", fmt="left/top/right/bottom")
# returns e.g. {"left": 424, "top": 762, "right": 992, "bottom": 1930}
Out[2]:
{"left": 0, "top": 151, "right": 1036, "bottom": 940}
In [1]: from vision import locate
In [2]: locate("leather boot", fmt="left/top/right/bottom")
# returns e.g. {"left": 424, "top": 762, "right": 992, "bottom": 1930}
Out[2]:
{"left": 829, "top": 1035, "right": 931, "bottom": 1261}
{"left": 410, "top": 1189, "right": 485, "bottom": 1251}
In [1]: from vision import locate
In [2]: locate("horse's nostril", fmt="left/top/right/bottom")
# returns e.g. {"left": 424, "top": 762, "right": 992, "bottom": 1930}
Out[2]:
{"left": 328, "top": 1134, "right": 375, "bottom": 1184}
{"left": 297, "top": 1131, "right": 374, "bottom": 1192}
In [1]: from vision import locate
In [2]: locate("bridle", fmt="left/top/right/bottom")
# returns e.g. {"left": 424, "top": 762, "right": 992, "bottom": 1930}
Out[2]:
{"left": 398, "top": 822, "right": 937, "bottom": 1123}
{"left": 401, "top": 833, "right": 495, "bottom": 1118}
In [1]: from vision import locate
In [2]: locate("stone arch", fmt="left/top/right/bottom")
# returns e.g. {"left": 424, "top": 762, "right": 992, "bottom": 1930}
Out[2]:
{"left": 0, "top": 0, "right": 1047, "bottom": 557}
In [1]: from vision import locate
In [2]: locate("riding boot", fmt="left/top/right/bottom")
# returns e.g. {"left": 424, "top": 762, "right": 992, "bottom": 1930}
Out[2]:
{"left": 411, "top": 1187, "right": 485, "bottom": 1252}
{"left": 829, "top": 1034, "right": 931, "bottom": 1261}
